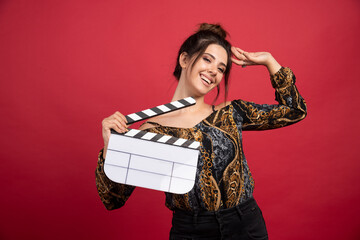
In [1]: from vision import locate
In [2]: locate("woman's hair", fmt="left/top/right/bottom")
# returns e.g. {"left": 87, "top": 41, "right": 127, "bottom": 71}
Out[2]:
{"left": 173, "top": 23, "right": 232, "bottom": 102}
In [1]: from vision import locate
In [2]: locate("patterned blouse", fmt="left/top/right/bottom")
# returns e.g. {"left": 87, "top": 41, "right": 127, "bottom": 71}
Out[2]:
{"left": 95, "top": 67, "right": 307, "bottom": 212}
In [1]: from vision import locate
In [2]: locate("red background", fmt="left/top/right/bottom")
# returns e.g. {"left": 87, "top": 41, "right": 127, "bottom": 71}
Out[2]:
{"left": 1, "top": 0, "right": 359, "bottom": 239}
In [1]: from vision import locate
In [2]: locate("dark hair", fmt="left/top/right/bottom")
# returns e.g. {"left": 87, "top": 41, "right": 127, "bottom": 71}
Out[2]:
{"left": 173, "top": 23, "right": 232, "bottom": 102}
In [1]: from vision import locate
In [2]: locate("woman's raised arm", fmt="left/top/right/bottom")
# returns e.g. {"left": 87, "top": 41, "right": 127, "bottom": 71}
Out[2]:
{"left": 231, "top": 47, "right": 307, "bottom": 130}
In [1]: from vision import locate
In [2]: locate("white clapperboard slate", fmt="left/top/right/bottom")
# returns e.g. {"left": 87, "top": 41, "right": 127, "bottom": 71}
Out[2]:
{"left": 104, "top": 97, "right": 201, "bottom": 194}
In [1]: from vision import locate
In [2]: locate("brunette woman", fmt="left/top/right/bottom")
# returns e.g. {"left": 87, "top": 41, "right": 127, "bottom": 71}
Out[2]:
{"left": 96, "top": 23, "right": 307, "bottom": 240}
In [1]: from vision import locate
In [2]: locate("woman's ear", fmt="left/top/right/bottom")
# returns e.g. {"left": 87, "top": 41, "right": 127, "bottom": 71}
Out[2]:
{"left": 179, "top": 52, "right": 189, "bottom": 69}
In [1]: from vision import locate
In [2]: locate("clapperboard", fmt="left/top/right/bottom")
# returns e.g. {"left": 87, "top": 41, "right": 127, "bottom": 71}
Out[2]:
{"left": 104, "top": 97, "right": 201, "bottom": 194}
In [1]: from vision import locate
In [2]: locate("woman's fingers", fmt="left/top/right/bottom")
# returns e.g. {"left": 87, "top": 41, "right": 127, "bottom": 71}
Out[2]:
{"left": 110, "top": 119, "right": 126, "bottom": 132}
{"left": 102, "top": 112, "right": 129, "bottom": 133}
{"left": 242, "top": 52, "right": 258, "bottom": 63}
{"left": 110, "top": 118, "right": 127, "bottom": 132}
{"left": 102, "top": 111, "right": 129, "bottom": 148}
{"left": 231, "top": 57, "right": 245, "bottom": 65}
{"left": 245, "top": 52, "right": 272, "bottom": 65}
{"left": 231, "top": 57, "right": 254, "bottom": 67}
{"left": 107, "top": 121, "right": 126, "bottom": 133}
{"left": 112, "top": 113, "right": 128, "bottom": 129}
{"left": 114, "top": 111, "right": 128, "bottom": 124}
{"left": 231, "top": 46, "right": 258, "bottom": 67}
{"left": 110, "top": 111, "right": 128, "bottom": 128}
{"left": 231, "top": 46, "right": 247, "bottom": 61}
{"left": 232, "top": 46, "right": 245, "bottom": 54}
{"left": 232, "top": 47, "right": 274, "bottom": 67}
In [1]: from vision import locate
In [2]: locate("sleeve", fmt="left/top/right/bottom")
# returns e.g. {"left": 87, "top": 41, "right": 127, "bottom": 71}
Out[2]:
{"left": 232, "top": 67, "right": 307, "bottom": 130}
{"left": 95, "top": 149, "right": 136, "bottom": 210}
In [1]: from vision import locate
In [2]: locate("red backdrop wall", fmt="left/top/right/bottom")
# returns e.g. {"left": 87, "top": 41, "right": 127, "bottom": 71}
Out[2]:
{"left": 1, "top": 0, "right": 359, "bottom": 239}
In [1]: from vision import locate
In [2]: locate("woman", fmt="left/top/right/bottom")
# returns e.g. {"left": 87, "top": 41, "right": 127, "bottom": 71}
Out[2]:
{"left": 96, "top": 23, "right": 307, "bottom": 239}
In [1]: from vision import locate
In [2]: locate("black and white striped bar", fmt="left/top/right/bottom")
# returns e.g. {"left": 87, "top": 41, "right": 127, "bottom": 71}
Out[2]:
{"left": 125, "top": 97, "right": 196, "bottom": 124}
{"left": 111, "top": 129, "right": 201, "bottom": 150}
{"left": 105, "top": 129, "right": 201, "bottom": 194}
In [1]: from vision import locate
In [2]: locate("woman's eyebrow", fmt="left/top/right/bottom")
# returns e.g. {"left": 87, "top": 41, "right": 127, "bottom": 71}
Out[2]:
{"left": 204, "top": 53, "right": 227, "bottom": 68}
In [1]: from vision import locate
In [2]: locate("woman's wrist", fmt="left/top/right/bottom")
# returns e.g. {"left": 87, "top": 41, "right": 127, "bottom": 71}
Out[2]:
{"left": 265, "top": 55, "right": 282, "bottom": 76}
{"left": 103, "top": 144, "right": 108, "bottom": 159}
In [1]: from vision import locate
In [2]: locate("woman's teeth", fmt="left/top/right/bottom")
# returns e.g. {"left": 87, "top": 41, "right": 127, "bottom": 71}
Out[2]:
{"left": 201, "top": 75, "right": 211, "bottom": 84}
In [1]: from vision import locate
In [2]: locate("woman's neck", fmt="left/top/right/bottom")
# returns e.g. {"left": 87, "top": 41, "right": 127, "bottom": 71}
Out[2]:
{"left": 171, "top": 81, "right": 209, "bottom": 113}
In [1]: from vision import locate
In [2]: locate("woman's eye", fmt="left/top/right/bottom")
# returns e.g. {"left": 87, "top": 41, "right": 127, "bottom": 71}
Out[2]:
{"left": 218, "top": 68, "right": 225, "bottom": 73}
{"left": 203, "top": 57, "right": 211, "bottom": 62}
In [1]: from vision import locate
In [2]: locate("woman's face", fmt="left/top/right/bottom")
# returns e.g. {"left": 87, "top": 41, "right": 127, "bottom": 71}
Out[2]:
{"left": 182, "top": 44, "right": 228, "bottom": 97}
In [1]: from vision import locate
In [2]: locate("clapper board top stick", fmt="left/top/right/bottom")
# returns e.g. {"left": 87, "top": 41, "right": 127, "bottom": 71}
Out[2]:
{"left": 125, "top": 97, "right": 197, "bottom": 125}
{"left": 104, "top": 97, "right": 201, "bottom": 194}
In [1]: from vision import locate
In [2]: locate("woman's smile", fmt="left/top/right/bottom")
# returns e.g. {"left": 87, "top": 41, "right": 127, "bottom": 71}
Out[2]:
{"left": 200, "top": 73, "right": 214, "bottom": 86}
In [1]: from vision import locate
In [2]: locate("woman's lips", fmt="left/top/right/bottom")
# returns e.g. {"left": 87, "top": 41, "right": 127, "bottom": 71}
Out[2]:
{"left": 200, "top": 74, "right": 212, "bottom": 86}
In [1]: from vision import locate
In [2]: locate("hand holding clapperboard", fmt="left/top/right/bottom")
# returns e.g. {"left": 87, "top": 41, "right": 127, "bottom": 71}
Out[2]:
{"left": 104, "top": 97, "right": 201, "bottom": 194}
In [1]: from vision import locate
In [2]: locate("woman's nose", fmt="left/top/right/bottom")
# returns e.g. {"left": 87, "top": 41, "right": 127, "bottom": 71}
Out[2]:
{"left": 208, "top": 66, "right": 217, "bottom": 76}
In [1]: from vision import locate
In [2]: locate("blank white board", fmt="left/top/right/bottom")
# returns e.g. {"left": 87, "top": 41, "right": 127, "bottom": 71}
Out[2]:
{"left": 104, "top": 129, "right": 200, "bottom": 194}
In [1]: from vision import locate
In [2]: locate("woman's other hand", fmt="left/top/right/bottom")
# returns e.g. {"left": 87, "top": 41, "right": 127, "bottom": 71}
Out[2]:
{"left": 231, "top": 46, "right": 281, "bottom": 75}
{"left": 102, "top": 111, "right": 128, "bottom": 158}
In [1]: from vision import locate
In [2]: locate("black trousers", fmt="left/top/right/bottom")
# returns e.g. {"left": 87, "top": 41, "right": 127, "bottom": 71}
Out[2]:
{"left": 169, "top": 198, "right": 268, "bottom": 240}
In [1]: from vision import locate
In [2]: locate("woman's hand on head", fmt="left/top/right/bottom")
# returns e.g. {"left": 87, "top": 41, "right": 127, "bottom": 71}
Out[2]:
{"left": 231, "top": 46, "right": 273, "bottom": 66}
{"left": 231, "top": 46, "right": 281, "bottom": 75}
{"left": 102, "top": 111, "right": 128, "bottom": 149}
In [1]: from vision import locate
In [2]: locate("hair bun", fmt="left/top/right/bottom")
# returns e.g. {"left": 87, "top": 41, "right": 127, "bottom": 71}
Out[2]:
{"left": 197, "top": 23, "right": 228, "bottom": 39}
